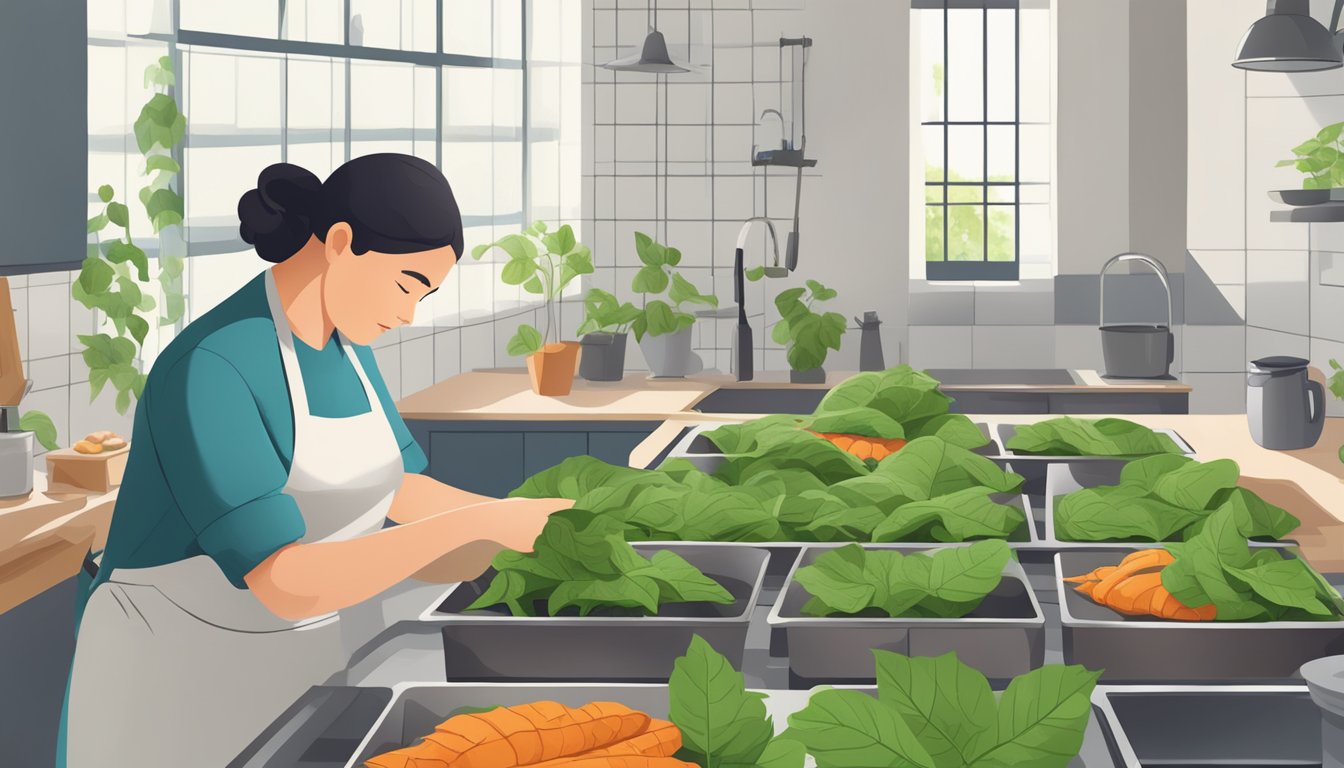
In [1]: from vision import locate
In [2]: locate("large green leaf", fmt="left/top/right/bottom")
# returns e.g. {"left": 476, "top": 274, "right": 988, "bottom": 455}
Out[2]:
{"left": 783, "top": 689, "right": 936, "bottom": 768}
{"left": 77, "top": 256, "right": 115, "bottom": 295}
{"left": 633, "top": 265, "right": 670, "bottom": 294}
{"left": 1005, "top": 417, "right": 1183, "bottom": 457}
{"left": 510, "top": 455, "right": 677, "bottom": 499}
{"left": 1054, "top": 487, "right": 1203, "bottom": 542}
{"left": 506, "top": 324, "right": 543, "bottom": 356}
{"left": 870, "top": 436, "right": 1024, "bottom": 499}
{"left": 542, "top": 223, "right": 576, "bottom": 255}
{"left": 874, "top": 651, "right": 997, "bottom": 766}
{"left": 871, "top": 489, "right": 1026, "bottom": 543}
{"left": 795, "top": 541, "right": 1009, "bottom": 618}
{"left": 103, "top": 240, "right": 149, "bottom": 281}
{"left": 18, "top": 411, "right": 59, "bottom": 451}
{"left": 971, "top": 665, "right": 1100, "bottom": 767}
{"left": 670, "top": 635, "right": 776, "bottom": 768}
{"left": 1150, "top": 459, "right": 1239, "bottom": 509}
{"left": 903, "top": 414, "right": 990, "bottom": 450}
{"left": 500, "top": 256, "right": 537, "bottom": 285}
{"left": 634, "top": 231, "right": 667, "bottom": 266}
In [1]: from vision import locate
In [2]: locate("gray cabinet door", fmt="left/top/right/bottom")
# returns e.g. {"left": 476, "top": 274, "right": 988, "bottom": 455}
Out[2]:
{"left": 523, "top": 432, "right": 588, "bottom": 479}
{"left": 589, "top": 431, "right": 656, "bottom": 468}
{"left": 429, "top": 431, "right": 525, "bottom": 498}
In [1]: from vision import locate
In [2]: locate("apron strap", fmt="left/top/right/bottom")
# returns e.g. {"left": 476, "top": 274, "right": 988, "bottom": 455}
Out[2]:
{"left": 263, "top": 269, "right": 312, "bottom": 418}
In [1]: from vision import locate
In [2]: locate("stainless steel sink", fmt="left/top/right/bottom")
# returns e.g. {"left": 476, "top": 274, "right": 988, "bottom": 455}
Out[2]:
{"left": 691, "top": 388, "right": 829, "bottom": 414}
{"left": 925, "top": 368, "right": 1077, "bottom": 386}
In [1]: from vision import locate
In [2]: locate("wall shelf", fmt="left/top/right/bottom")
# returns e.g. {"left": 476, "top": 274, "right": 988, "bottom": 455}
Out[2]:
{"left": 1271, "top": 203, "right": 1344, "bottom": 222}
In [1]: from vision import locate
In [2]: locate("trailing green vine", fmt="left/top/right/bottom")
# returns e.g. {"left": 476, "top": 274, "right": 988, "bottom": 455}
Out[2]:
{"left": 74, "top": 55, "right": 186, "bottom": 415}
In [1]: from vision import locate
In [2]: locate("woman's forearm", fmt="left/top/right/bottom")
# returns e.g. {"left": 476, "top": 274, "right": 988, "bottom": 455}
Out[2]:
{"left": 246, "top": 497, "right": 559, "bottom": 620}
{"left": 386, "top": 473, "right": 500, "bottom": 524}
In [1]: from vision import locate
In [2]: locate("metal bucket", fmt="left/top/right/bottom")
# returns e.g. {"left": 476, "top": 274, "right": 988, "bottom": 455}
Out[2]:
{"left": 1098, "top": 253, "right": 1174, "bottom": 379}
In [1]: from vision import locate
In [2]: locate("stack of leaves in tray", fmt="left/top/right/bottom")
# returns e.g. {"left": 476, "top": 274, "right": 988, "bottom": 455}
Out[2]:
{"left": 1054, "top": 454, "right": 1299, "bottom": 542}
{"left": 1067, "top": 502, "right": 1344, "bottom": 622}
{"left": 1006, "top": 416, "right": 1184, "bottom": 456}
{"left": 784, "top": 649, "right": 1100, "bottom": 768}
{"left": 704, "top": 365, "right": 992, "bottom": 459}
{"left": 512, "top": 434, "right": 1027, "bottom": 544}
{"left": 467, "top": 509, "right": 733, "bottom": 617}
{"left": 793, "top": 540, "right": 1011, "bottom": 618}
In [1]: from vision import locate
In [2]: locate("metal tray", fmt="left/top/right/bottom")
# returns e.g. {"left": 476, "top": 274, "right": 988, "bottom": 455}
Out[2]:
{"left": 229, "top": 682, "right": 812, "bottom": 768}
{"left": 768, "top": 544, "right": 1046, "bottom": 685}
{"left": 640, "top": 490, "right": 1042, "bottom": 597}
{"left": 420, "top": 544, "right": 768, "bottom": 682}
{"left": 662, "top": 420, "right": 1003, "bottom": 475}
{"left": 1093, "top": 685, "right": 1322, "bottom": 767}
{"left": 1057, "top": 549, "right": 1344, "bottom": 682}
{"left": 992, "top": 422, "right": 1196, "bottom": 463}
{"left": 231, "top": 681, "right": 1121, "bottom": 768}
{"left": 1042, "top": 461, "right": 1300, "bottom": 549}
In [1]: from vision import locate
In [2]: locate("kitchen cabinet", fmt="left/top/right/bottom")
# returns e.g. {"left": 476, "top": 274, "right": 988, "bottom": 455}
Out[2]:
{"left": 409, "top": 421, "right": 662, "bottom": 496}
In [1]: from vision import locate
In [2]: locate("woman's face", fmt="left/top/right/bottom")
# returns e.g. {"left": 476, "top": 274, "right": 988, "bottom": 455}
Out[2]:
{"left": 320, "top": 223, "right": 457, "bottom": 345}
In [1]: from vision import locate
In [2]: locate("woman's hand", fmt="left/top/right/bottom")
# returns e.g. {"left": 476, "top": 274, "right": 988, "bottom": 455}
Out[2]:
{"left": 476, "top": 497, "right": 575, "bottom": 553}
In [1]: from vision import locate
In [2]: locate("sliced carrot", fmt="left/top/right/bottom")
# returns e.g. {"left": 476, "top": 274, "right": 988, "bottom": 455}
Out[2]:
{"left": 367, "top": 702, "right": 650, "bottom": 768}
{"left": 528, "top": 757, "right": 699, "bottom": 767}
{"left": 1104, "top": 571, "right": 1164, "bottom": 615}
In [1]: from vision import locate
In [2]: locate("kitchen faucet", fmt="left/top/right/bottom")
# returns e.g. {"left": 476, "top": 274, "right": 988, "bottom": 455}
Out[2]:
{"left": 732, "top": 217, "right": 790, "bottom": 382}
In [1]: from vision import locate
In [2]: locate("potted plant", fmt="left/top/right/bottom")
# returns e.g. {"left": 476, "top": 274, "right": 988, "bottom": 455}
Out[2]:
{"left": 772, "top": 279, "right": 846, "bottom": 383}
{"left": 630, "top": 232, "right": 717, "bottom": 378}
{"left": 576, "top": 288, "right": 641, "bottom": 382}
{"left": 473, "top": 221, "right": 593, "bottom": 396}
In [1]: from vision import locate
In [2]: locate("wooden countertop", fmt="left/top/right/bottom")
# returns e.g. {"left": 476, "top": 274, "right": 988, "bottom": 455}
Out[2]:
{"left": 396, "top": 369, "right": 1189, "bottom": 421}
{"left": 0, "top": 473, "right": 117, "bottom": 615}
{"left": 630, "top": 414, "right": 1344, "bottom": 571}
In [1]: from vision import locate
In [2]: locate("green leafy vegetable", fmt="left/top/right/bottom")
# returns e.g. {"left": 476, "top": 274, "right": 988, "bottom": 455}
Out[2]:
{"left": 669, "top": 635, "right": 802, "bottom": 768}
{"left": 466, "top": 509, "right": 732, "bottom": 617}
{"left": 870, "top": 489, "right": 1028, "bottom": 543}
{"left": 784, "top": 650, "right": 1099, "bottom": 768}
{"left": 1006, "top": 417, "right": 1184, "bottom": 457}
{"left": 1159, "top": 503, "right": 1344, "bottom": 622}
{"left": 794, "top": 541, "right": 1011, "bottom": 618}
{"left": 509, "top": 455, "right": 678, "bottom": 500}
{"left": 18, "top": 411, "right": 59, "bottom": 451}
{"left": 1054, "top": 456, "right": 1299, "bottom": 543}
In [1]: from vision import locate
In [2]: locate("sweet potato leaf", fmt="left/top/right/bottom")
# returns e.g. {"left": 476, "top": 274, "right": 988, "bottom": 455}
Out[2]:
{"left": 670, "top": 635, "right": 776, "bottom": 768}
{"left": 509, "top": 455, "right": 677, "bottom": 499}
{"left": 972, "top": 664, "right": 1100, "bottom": 768}
{"left": 1006, "top": 417, "right": 1184, "bottom": 457}
{"left": 871, "top": 489, "right": 1026, "bottom": 543}
{"left": 874, "top": 651, "right": 998, "bottom": 765}
{"left": 782, "top": 689, "right": 936, "bottom": 768}
{"left": 795, "top": 541, "right": 1010, "bottom": 618}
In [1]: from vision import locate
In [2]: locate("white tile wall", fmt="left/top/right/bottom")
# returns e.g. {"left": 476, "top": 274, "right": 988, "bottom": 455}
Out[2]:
{"left": 972, "top": 326, "right": 1056, "bottom": 369}
{"left": 908, "top": 326, "right": 973, "bottom": 369}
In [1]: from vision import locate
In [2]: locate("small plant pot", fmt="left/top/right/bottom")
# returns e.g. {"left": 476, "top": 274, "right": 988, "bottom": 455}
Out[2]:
{"left": 525, "top": 341, "right": 580, "bottom": 396}
{"left": 790, "top": 366, "right": 826, "bottom": 384}
{"left": 578, "top": 332, "right": 627, "bottom": 382}
{"left": 639, "top": 327, "right": 704, "bottom": 378}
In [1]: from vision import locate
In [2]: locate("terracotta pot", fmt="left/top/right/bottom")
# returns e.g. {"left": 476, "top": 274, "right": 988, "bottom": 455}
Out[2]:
{"left": 526, "top": 341, "right": 581, "bottom": 396}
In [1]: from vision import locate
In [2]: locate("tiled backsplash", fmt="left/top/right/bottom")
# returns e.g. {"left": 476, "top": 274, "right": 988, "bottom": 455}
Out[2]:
{"left": 1185, "top": 0, "right": 1344, "bottom": 416}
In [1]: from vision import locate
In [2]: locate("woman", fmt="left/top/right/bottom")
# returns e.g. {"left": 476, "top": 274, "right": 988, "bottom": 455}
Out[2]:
{"left": 65, "top": 154, "right": 572, "bottom": 767}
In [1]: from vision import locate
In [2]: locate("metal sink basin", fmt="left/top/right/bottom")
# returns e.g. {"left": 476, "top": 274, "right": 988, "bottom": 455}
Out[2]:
{"left": 691, "top": 388, "right": 829, "bottom": 414}
{"left": 925, "top": 368, "right": 1077, "bottom": 386}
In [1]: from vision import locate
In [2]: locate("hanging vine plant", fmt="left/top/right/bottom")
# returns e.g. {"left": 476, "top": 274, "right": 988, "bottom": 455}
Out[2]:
{"left": 75, "top": 55, "right": 187, "bottom": 415}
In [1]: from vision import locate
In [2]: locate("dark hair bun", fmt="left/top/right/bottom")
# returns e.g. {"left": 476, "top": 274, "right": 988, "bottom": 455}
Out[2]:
{"left": 238, "top": 163, "right": 323, "bottom": 263}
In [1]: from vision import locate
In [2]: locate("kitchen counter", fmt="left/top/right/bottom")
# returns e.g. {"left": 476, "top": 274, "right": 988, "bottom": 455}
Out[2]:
{"left": 631, "top": 413, "right": 1344, "bottom": 571}
{"left": 395, "top": 368, "right": 1189, "bottom": 421}
{"left": 0, "top": 473, "right": 116, "bottom": 615}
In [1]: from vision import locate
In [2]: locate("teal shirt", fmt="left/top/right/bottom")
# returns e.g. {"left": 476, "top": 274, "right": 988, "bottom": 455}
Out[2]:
{"left": 95, "top": 273, "right": 427, "bottom": 590}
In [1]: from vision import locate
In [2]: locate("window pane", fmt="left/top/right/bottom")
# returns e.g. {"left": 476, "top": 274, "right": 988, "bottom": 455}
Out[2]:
{"left": 287, "top": 58, "right": 346, "bottom": 178}
{"left": 986, "top": 8, "right": 1016, "bottom": 122}
{"left": 946, "top": 125, "right": 983, "bottom": 182}
{"left": 283, "top": 0, "right": 344, "bottom": 43}
{"left": 181, "top": 0, "right": 278, "bottom": 37}
{"left": 444, "top": 0, "right": 493, "bottom": 57}
{"left": 925, "top": 206, "right": 945, "bottom": 262}
{"left": 988, "top": 185, "right": 1015, "bottom": 203}
{"left": 919, "top": 9, "right": 945, "bottom": 123}
{"left": 494, "top": 140, "right": 523, "bottom": 216}
{"left": 1019, "top": 3, "right": 1051, "bottom": 124}
{"left": 925, "top": 186, "right": 944, "bottom": 204}
{"left": 988, "top": 206, "right": 1015, "bottom": 262}
{"left": 1020, "top": 203, "right": 1051, "bottom": 263}
{"left": 947, "top": 205, "right": 984, "bottom": 262}
{"left": 923, "top": 125, "right": 945, "bottom": 183}
{"left": 987, "top": 124, "right": 1015, "bottom": 182}
{"left": 946, "top": 8, "right": 983, "bottom": 122}
{"left": 493, "top": 0, "right": 522, "bottom": 60}
{"left": 350, "top": 0, "right": 435, "bottom": 51}
{"left": 949, "top": 186, "right": 983, "bottom": 204}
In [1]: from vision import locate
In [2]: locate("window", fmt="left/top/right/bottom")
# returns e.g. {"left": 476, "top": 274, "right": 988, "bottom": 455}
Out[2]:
{"left": 911, "top": 0, "right": 1054, "bottom": 282}
{"left": 90, "top": 0, "right": 580, "bottom": 351}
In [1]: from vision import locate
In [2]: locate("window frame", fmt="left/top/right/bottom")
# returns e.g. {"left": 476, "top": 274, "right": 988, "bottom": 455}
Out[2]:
{"left": 127, "top": 0, "right": 530, "bottom": 258}
{"left": 920, "top": 0, "right": 1020, "bottom": 282}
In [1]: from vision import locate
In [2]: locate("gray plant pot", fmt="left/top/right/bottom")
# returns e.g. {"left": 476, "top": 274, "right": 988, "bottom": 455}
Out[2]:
{"left": 790, "top": 366, "right": 826, "bottom": 384}
{"left": 578, "top": 332, "right": 628, "bottom": 382}
{"left": 638, "top": 327, "right": 703, "bottom": 378}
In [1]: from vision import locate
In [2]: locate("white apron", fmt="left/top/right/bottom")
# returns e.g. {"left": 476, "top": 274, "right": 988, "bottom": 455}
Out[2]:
{"left": 67, "top": 270, "right": 405, "bottom": 768}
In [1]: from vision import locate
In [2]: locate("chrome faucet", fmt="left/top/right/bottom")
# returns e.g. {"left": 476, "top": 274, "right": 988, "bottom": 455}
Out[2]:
{"left": 732, "top": 217, "right": 790, "bottom": 381}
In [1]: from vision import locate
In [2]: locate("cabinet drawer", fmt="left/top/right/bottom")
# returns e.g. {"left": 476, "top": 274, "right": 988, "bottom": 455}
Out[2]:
{"left": 428, "top": 431, "right": 525, "bottom": 498}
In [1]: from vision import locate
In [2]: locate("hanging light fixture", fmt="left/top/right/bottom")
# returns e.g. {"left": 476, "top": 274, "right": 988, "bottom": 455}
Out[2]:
{"left": 1233, "top": 0, "right": 1344, "bottom": 72}
{"left": 602, "top": 0, "right": 702, "bottom": 74}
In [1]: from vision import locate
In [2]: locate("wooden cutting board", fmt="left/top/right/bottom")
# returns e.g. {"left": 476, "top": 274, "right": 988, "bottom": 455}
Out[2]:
{"left": 0, "top": 278, "right": 24, "bottom": 406}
